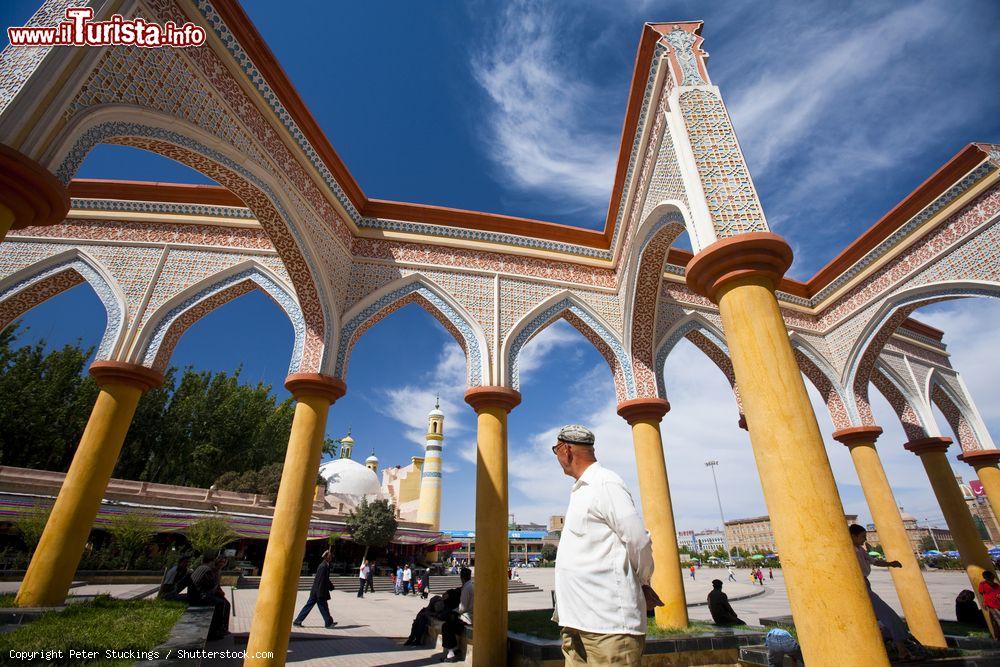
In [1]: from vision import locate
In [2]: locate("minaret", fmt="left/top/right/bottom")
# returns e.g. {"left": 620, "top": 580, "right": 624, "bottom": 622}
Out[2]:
{"left": 339, "top": 428, "right": 354, "bottom": 460}
{"left": 365, "top": 450, "right": 379, "bottom": 473}
{"left": 417, "top": 397, "right": 444, "bottom": 550}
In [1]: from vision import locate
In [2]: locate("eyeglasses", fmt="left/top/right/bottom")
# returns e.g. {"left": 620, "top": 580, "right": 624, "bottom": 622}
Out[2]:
{"left": 551, "top": 442, "right": 565, "bottom": 455}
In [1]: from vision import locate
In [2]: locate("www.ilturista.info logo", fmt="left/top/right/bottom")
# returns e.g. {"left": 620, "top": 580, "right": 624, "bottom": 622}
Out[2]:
{"left": 7, "top": 7, "right": 206, "bottom": 48}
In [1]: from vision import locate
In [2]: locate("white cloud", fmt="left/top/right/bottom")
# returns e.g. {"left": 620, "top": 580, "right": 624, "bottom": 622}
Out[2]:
{"left": 471, "top": 1, "right": 619, "bottom": 214}
{"left": 516, "top": 319, "right": 587, "bottom": 383}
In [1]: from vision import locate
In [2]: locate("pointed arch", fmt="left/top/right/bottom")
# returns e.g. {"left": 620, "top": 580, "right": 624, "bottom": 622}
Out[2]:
{"left": 927, "top": 369, "right": 986, "bottom": 452}
{"left": 789, "top": 334, "right": 857, "bottom": 430}
{"left": 653, "top": 313, "right": 735, "bottom": 402}
{"left": 45, "top": 106, "right": 334, "bottom": 373}
{"left": 0, "top": 248, "right": 126, "bottom": 360}
{"left": 872, "top": 361, "right": 932, "bottom": 441}
{"left": 132, "top": 261, "right": 305, "bottom": 373}
{"left": 503, "top": 290, "right": 635, "bottom": 401}
{"left": 334, "top": 274, "right": 489, "bottom": 387}
{"left": 624, "top": 205, "right": 689, "bottom": 397}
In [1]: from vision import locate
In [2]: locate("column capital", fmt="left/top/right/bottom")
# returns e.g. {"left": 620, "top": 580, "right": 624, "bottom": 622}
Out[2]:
{"left": 89, "top": 361, "right": 164, "bottom": 392}
{"left": 284, "top": 373, "right": 346, "bottom": 403}
{"left": 957, "top": 449, "right": 1000, "bottom": 469}
{"left": 617, "top": 398, "right": 670, "bottom": 425}
{"left": 685, "top": 232, "right": 793, "bottom": 302}
{"left": 0, "top": 144, "right": 70, "bottom": 230}
{"left": 464, "top": 386, "right": 521, "bottom": 413}
{"left": 833, "top": 426, "right": 884, "bottom": 447}
{"left": 904, "top": 436, "right": 953, "bottom": 457}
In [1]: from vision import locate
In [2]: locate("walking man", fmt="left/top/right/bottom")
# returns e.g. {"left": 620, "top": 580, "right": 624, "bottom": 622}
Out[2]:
{"left": 689, "top": 564, "right": 696, "bottom": 580}
{"left": 395, "top": 565, "right": 403, "bottom": 595}
{"left": 726, "top": 564, "right": 736, "bottom": 583}
{"left": 402, "top": 564, "right": 412, "bottom": 595}
{"left": 293, "top": 550, "right": 337, "bottom": 629}
{"left": 551, "top": 425, "right": 654, "bottom": 665}
{"left": 357, "top": 559, "right": 370, "bottom": 598}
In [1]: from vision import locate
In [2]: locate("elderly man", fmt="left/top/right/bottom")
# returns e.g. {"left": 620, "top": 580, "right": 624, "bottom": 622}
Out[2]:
{"left": 552, "top": 424, "right": 654, "bottom": 665}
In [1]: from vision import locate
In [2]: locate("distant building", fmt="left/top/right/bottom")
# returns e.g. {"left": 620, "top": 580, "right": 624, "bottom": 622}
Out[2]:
{"left": 693, "top": 529, "right": 726, "bottom": 554}
{"left": 865, "top": 510, "right": 952, "bottom": 552}
{"left": 726, "top": 514, "right": 857, "bottom": 554}
{"left": 442, "top": 529, "right": 559, "bottom": 565}
{"left": 677, "top": 529, "right": 696, "bottom": 550}
{"left": 548, "top": 515, "right": 565, "bottom": 533}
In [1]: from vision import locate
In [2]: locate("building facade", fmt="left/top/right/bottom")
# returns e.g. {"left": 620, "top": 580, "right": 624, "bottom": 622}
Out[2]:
{"left": 726, "top": 515, "right": 858, "bottom": 554}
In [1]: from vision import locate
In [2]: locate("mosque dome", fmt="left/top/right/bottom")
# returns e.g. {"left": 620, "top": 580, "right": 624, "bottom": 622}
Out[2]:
{"left": 319, "top": 457, "right": 380, "bottom": 498}
{"left": 366, "top": 452, "right": 379, "bottom": 464}
{"left": 429, "top": 396, "right": 444, "bottom": 418}
{"left": 340, "top": 432, "right": 355, "bottom": 445}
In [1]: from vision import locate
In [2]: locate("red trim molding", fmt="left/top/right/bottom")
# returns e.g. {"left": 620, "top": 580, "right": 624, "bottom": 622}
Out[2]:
{"left": 69, "top": 179, "right": 244, "bottom": 207}
{"left": 904, "top": 436, "right": 953, "bottom": 456}
{"left": 617, "top": 398, "right": 670, "bottom": 425}
{"left": 685, "top": 232, "right": 793, "bottom": 302}
{"left": 957, "top": 450, "right": 1000, "bottom": 468}
{"left": 464, "top": 386, "right": 521, "bottom": 413}
{"left": 89, "top": 361, "right": 164, "bottom": 392}
{"left": 284, "top": 373, "right": 347, "bottom": 403}
{"left": 0, "top": 144, "right": 70, "bottom": 229}
{"left": 832, "top": 425, "right": 884, "bottom": 447}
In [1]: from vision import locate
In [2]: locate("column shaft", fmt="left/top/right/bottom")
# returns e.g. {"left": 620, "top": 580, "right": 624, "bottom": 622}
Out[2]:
{"left": 465, "top": 387, "right": 519, "bottom": 667}
{"left": 245, "top": 375, "right": 343, "bottom": 667}
{"left": 909, "top": 441, "right": 993, "bottom": 592}
{"left": 837, "top": 430, "right": 945, "bottom": 647}
{"left": 957, "top": 451, "right": 1000, "bottom": 537}
{"left": 17, "top": 362, "right": 161, "bottom": 607}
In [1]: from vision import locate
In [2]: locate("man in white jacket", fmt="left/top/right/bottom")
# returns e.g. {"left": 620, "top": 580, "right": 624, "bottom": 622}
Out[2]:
{"left": 552, "top": 425, "right": 654, "bottom": 665}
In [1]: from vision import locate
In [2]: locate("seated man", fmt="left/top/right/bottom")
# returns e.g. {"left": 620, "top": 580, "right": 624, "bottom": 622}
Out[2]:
{"left": 188, "top": 552, "right": 231, "bottom": 640}
{"left": 158, "top": 554, "right": 191, "bottom": 601}
{"left": 956, "top": 589, "right": 987, "bottom": 628}
{"left": 440, "top": 567, "right": 473, "bottom": 663}
{"left": 707, "top": 579, "right": 746, "bottom": 626}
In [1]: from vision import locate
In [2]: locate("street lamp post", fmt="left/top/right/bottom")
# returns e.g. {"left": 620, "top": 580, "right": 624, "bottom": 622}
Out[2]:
{"left": 705, "top": 460, "right": 732, "bottom": 561}
{"left": 922, "top": 517, "right": 940, "bottom": 552}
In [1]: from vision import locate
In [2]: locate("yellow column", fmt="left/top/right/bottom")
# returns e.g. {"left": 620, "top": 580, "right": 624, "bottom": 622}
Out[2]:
{"left": 958, "top": 450, "right": 1000, "bottom": 528}
{"left": 834, "top": 427, "right": 946, "bottom": 647}
{"left": 686, "top": 233, "right": 889, "bottom": 667}
{"left": 245, "top": 374, "right": 345, "bottom": 667}
{"left": 906, "top": 438, "right": 994, "bottom": 591}
{"left": 465, "top": 386, "right": 520, "bottom": 667}
{"left": 0, "top": 143, "right": 71, "bottom": 242}
{"left": 16, "top": 362, "right": 163, "bottom": 607}
{"left": 617, "top": 398, "right": 688, "bottom": 628}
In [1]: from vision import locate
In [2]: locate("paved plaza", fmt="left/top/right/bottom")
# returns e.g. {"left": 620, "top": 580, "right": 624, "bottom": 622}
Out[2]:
{"left": 189, "top": 565, "right": 978, "bottom": 665}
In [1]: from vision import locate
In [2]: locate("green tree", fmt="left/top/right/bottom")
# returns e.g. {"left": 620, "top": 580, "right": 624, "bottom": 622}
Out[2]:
{"left": 346, "top": 498, "right": 398, "bottom": 562}
{"left": 108, "top": 513, "right": 156, "bottom": 569}
{"left": 15, "top": 504, "right": 51, "bottom": 553}
{"left": 185, "top": 517, "right": 237, "bottom": 557}
{"left": 540, "top": 544, "right": 557, "bottom": 562}
{"left": 214, "top": 462, "right": 284, "bottom": 496}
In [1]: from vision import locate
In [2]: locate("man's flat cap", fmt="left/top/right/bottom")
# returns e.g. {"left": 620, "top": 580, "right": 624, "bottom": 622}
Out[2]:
{"left": 557, "top": 424, "right": 595, "bottom": 446}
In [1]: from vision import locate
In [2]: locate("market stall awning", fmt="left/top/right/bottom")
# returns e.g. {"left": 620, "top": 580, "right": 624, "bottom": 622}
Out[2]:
{"left": 432, "top": 541, "right": 463, "bottom": 552}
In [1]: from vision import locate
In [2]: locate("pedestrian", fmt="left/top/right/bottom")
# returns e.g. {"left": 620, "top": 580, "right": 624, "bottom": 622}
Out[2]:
{"left": 440, "top": 567, "right": 473, "bottom": 662}
{"left": 402, "top": 564, "right": 412, "bottom": 595}
{"left": 395, "top": 565, "right": 404, "bottom": 595}
{"left": 158, "top": 554, "right": 191, "bottom": 601}
{"left": 551, "top": 424, "right": 656, "bottom": 665}
{"left": 365, "top": 561, "right": 375, "bottom": 593}
{"left": 764, "top": 628, "right": 802, "bottom": 667}
{"left": 726, "top": 564, "right": 736, "bottom": 583}
{"left": 689, "top": 564, "right": 696, "bottom": 580}
{"left": 357, "top": 559, "right": 369, "bottom": 598}
{"left": 849, "top": 524, "right": 919, "bottom": 660}
{"left": 188, "top": 552, "right": 230, "bottom": 640}
{"left": 707, "top": 579, "right": 746, "bottom": 626}
{"left": 292, "top": 550, "right": 337, "bottom": 629}
{"left": 757, "top": 568, "right": 765, "bottom": 586}
{"left": 769, "top": 567, "right": 773, "bottom": 580}
{"left": 978, "top": 570, "right": 1000, "bottom": 638}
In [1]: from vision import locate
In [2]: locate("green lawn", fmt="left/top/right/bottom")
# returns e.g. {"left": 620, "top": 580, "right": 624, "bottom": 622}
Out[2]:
{"left": 940, "top": 619, "right": 992, "bottom": 639}
{"left": 0, "top": 595, "right": 185, "bottom": 666}
{"left": 507, "top": 609, "right": 752, "bottom": 640}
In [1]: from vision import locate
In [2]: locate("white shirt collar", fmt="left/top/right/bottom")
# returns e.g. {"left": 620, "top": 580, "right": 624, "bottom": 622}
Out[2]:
{"left": 572, "top": 461, "right": 601, "bottom": 491}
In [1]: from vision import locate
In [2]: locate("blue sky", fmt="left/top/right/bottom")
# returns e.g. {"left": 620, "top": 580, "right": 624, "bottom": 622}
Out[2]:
{"left": 2, "top": 1, "right": 999, "bottom": 533}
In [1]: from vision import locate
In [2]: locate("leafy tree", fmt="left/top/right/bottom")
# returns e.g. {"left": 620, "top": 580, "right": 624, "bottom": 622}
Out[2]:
{"left": 185, "top": 517, "right": 237, "bottom": 557}
{"left": 214, "top": 462, "right": 284, "bottom": 497}
{"left": 346, "top": 498, "right": 398, "bottom": 562}
{"left": 919, "top": 536, "right": 938, "bottom": 551}
{"left": 540, "top": 544, "right": 557, "bottom": 561}
{"left": 108, "top": 513, "right": 156, "bottom": 569}
{"left": 15, "top": 504, "right": 52, "bottom": 553}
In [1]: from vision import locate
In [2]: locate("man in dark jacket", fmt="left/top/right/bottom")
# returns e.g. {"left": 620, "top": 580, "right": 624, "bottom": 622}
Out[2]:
{"left": 292, "top": 550, "right": 338, "bottom": 629}
{"left": 707, "top": 579, "right": 746, "bottom": 626}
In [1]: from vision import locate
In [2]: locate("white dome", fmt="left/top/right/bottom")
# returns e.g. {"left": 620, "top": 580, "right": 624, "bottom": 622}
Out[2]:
{"left": 319, "top": 458, "right": 380, "bottom": 497}
{"left": 366, "top": 453, "right": 379, "bottom": 464}
{"left": 428, "top": 409, "right": 444, "bottom": 418}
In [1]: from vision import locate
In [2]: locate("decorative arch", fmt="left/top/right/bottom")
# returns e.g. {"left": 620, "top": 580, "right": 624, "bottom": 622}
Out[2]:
{"left": 789, "top": 334, "right": 856, "bottom": 430}
{"left": 871, "top": 361, "right": 932, "bottom": 442}
{"left": 0, "top": 249, "right": 126, "bottom": 360}
{"left": 45, "top": 108, "right": 333, "bottom": 373}
{"left": 653, "top": 313, "right": 736, "bottom": 403}
{"left": 133, "top": 262, "right": 305, "bottom": 374}
{"left": 927, "top": 370, "right": 984, "bottom": 452}
{"left": 503, "top": 291, "right": 635, "bottom": 402}
{"left": 334, "top": 275, "right": 489, "bottom": 387}
{"left": 844, "top": 280, "right": 1000, "bottom": 423}
{"left": 625, "top": 206, "right": 689, "bottom": 397}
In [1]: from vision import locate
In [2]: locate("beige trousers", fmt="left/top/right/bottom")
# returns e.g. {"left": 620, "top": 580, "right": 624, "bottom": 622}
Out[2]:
{"left": 560, "top": 628, "right": 645, "bottom": 665}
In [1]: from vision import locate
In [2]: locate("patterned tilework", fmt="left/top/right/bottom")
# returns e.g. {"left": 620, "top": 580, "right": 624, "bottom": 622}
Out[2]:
{"left": 630, "top": 214, "right": 687, "bottom": 396}
{"left": 70, "top": 198, "right": 254, "bottom": 220}
{"left": 641, "top": 121, "right": 689, "bottom": 223}
{"left": 54, "top": 124, "right": 328, "bottom": 372}
{"left": 663, "top": 28, "right": 706, "bottom": 86}
{"left": 563, "top": 310, "right": 631, "bottom": 403}
{"left": 678, "top": 89, "right": 767, "bottom": 237}
{"left": 141, "top": 267, "right": 305, "bottom": 373}
{"left": 0, "top": 252, "right": 125, "bottom": 360}
{"left": 335, "top": 281, "right": 485, "bottom": 386}
{"left": 506, "top": 297, "right": 635, "bottom": 400}
{"left": 931, "top": 384, "right": 981, "bottom": 452}
{"left": 0, "top": 0, "right": 71, "bottom": 115}
{"left": 791, "top": 343, "right": 854, "bottom": 429}
{"left": 872, "top": 368, "right": 928, "bottom": 441}
{"left": 499, "top": 279, "right": 560, "bottom": 340}
{"left": 16, "top": 219, "right": 274, "bottom": 251}
{"left": 344, "top": 263, "right": 407, "bottom": 313}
